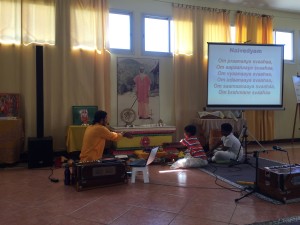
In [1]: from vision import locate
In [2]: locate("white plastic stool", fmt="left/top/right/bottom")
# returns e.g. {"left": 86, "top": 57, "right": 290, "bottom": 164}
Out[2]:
{"left": 131, "top": 166, "right": 149, "bottom": 183}
{"left": 129, "top": 147, "right": 159, "bottom": 184}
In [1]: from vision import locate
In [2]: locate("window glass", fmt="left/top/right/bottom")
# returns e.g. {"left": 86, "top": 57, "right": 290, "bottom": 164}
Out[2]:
{"left": 109, "top": 12, "right": 131, "bottom": 50}
{"left": 230, "top": 26, "right": 236, "bottom": 43}
{"left": 143, "top": 15, "right": 172, "bottom": 56}
{"left": 274, "top": 31, "right": 293, "bottom": 61}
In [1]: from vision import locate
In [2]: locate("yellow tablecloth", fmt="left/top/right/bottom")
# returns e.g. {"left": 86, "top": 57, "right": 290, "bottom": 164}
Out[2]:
{"left": 66, "top": 125, "right": 114, "bottom": 153}
{"left": 0, "top": 119, "right": 24, "bottom": 163}
{"left": 134, "top": 150, "right": 167, "bottom": 159}
{"left": 66, "top": 125, "right": 87, "bottom": 153}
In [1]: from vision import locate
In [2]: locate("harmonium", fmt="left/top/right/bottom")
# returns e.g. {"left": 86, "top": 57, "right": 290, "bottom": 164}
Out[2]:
{"left": 72, "top": 158, "right": 128, "bottom": 191}
{"left": 257, "top": 164, "right": 300, "bottom": 203}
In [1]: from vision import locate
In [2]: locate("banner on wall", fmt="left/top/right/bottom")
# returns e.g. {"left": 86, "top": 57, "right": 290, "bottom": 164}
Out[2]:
{"left": 117, "top": 57, "right": 160, "bottom": 127}
{"left": 292, "top": 75, "right": 300, "bottom": 103}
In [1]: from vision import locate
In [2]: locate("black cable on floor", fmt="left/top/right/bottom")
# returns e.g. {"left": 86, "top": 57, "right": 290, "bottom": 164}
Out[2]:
{"left": 48, "top": 167, "right": 59, "bottom": 183}
{"left": 207, "top": 163, "right": 245, "bottom": 193}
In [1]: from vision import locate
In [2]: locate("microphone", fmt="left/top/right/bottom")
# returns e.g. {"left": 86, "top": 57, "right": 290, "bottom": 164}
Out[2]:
{"left": 272, "top": 146, "right": 287, "bottom": 152}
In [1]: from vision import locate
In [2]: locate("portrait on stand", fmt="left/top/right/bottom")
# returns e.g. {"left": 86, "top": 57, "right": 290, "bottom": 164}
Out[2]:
{"left": 117, "top": 57, "right": 160, "bottom": 127}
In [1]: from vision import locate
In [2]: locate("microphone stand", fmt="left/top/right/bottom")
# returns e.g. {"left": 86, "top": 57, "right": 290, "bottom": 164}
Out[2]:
{"left": 246, "top": 129, "right": 267, "bottom": 154}
{"left": 229, "top": 126, "right": 252, "bottom": 166}
{"left": 228, "top": 130, "right": 250, "bottom": 167}
{"left": 238, "top": 127, "right": 267, "bottom": 165}
{"left": 235, "top": 150, "right": 264, "bottom": 202}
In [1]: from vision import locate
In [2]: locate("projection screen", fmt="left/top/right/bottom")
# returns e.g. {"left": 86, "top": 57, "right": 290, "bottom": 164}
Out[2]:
{"left": 206, "top": 42, "right": 284, "bottom": 110}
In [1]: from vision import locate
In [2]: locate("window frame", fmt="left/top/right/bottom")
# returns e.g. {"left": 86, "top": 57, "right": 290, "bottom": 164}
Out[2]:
{"left": 142, "top": 14, "right": 173, "bottom": 57}
{"left": 108, "top": 9, "right": 134, "bottom": 55}
{"left": 273, "top": 29, "right": 294, "bottom": 63}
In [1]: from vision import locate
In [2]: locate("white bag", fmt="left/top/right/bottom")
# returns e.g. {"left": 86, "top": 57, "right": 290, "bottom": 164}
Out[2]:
{"left": 170, "top": 155, "right": 207, "bottom": 169}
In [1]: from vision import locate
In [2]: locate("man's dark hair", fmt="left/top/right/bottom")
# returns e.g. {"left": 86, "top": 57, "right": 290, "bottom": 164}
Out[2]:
{"left": 93, "top": 110, "right": 107, "bottom": 124}
{"left": 221, "top": 123, "right": 233, "bottom": 133}
{"left": 184, "top": 124, "right": 197, "bottom": 136}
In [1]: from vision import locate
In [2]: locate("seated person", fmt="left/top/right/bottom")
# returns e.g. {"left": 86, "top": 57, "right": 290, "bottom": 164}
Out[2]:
{"left": 80, "top": 110, "right": 133, "bottom": 162}
{"left": 171, "top": 124, "right": 208, "bottom": 169}
{"left": 207, "top": 123, "right": 244, "bottom": 163}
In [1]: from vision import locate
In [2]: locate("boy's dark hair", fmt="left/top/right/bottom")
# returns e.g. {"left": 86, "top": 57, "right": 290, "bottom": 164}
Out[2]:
{"left": 93, "top": 110, "right": 107, "bottom": 124}
{"left": 184, "top": 124, "right": 197, "bottom": 136}
{"left": 221, "top": 123, "right": 233, "bottom": 133}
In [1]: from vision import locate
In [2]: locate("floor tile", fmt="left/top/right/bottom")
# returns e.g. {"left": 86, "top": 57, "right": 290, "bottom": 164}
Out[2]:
{"left": 1, "top": 142, "right": 300, "bottom": 225}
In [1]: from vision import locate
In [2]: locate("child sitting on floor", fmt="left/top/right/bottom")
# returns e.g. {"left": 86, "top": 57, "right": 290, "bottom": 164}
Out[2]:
{"left": 171, "top": 124, "right": 208, "bottom": 169}
{"left": 207, "top": 123, "right": 244, "bottom": 163}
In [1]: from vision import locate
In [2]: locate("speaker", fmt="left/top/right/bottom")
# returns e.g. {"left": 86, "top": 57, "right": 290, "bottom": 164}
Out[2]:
{"left": 36, "top": 45, "right": 44, "bottom": 138}
{"left": 28, "top": 137, "right": 53, "bottom": 168}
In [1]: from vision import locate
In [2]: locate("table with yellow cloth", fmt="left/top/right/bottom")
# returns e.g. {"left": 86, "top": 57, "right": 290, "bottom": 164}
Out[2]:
{"left": 66, "top": 125, "right": 88, "bottom": 153}
{"left": 66, "top": 125, "right": 176, "bottom": 154}
{"left": 66, "top": 125, "right": 113, "bottom": 153}
{"left": 0, "top": 119, "right": 24, "bottom": 164}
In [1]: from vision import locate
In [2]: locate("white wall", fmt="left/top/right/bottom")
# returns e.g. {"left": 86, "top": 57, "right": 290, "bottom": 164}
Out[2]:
{"left": 109, "top": 0, "right": 174, "bottom": 127}
{"left": 109, "top": 0, "right": 300, "bottom": 140}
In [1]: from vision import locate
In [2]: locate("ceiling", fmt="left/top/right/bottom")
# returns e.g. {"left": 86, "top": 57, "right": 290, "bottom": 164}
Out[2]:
{"left": 208, "top": 0, "right": 300, "bottom": 14}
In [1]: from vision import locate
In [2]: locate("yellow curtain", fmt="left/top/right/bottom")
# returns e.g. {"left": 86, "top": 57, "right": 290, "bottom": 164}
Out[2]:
{"left": 172, "top": 4, "right": 231, "bottom": 139}
{"left": 235, "top": 12, "right": 274, "bottom": 141}
{"left": 22, "top": 0, "right": 55, "bottom": 45}
{"left": 0, "top": 0, "right": 111, "bottom": 151}
{"left": 0, "top": 0, "right": 21, "bottom": 44}
{"left": 70, "top": 0, "right": 109, "bottom": 52}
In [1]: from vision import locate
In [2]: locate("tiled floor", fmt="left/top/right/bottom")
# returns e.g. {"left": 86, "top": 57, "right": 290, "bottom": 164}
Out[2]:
{"left": 1, "top": 142, "right": 300, "bottom": 225}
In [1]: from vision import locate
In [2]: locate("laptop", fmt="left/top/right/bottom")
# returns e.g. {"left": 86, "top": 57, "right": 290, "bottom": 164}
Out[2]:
{"left": 129, "top": 147, "right": 159, "bottom": 167}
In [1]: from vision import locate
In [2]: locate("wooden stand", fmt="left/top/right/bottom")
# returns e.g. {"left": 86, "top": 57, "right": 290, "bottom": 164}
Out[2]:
{"left": 292, "top": 103, "right": 300, "bottom": 142}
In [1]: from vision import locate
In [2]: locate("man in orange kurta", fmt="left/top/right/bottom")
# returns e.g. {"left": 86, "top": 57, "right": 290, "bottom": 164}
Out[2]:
{"left": 134, "top": 66, "right": 151, "bottom": 119}
{"left": 80, "top": 110, "right": 132, "bottom": 162}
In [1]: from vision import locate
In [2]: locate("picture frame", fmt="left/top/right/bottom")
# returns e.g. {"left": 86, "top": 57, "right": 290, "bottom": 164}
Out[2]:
{"left": 0, "top": 93, "right": 21, "bottom": 117}
{"left": 117, "top": 57, "right": 160, "bottom": 126}
{"left": 72, "top": 106, "right": 98, "bottom": 125}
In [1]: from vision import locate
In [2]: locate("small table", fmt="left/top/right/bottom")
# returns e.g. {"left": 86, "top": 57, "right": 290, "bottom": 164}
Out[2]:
{"left": 0, "top": 119, "right": 24, "bottom": 163}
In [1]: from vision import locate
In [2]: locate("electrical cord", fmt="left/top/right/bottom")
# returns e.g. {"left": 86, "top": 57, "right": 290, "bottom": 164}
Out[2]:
{"left": 48, "top": 167, "right": 59, "bottom": 183}
{"left": 207, "top": 163, "right": 245, "bottom": 193}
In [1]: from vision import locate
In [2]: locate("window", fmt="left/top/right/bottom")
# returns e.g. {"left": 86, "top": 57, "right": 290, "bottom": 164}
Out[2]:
{"left": 109, "top": 10, "right": 133, "bottom": 54}
{"left": 274, "top": 30, "right": 293, "bottom": 61}
{"left": 143, "top": 15, "right": 172, "bottom": 56}
{"left": 230, "top": 26, "right": 236, "bottom": 43}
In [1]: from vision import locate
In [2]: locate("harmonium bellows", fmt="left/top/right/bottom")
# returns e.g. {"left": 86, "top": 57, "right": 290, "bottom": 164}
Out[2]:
{"left": 257, "top": 164, "right": 300, "bottom": 203}
{"left": 72, "top": 159, "right": 128, "bottom": 191}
